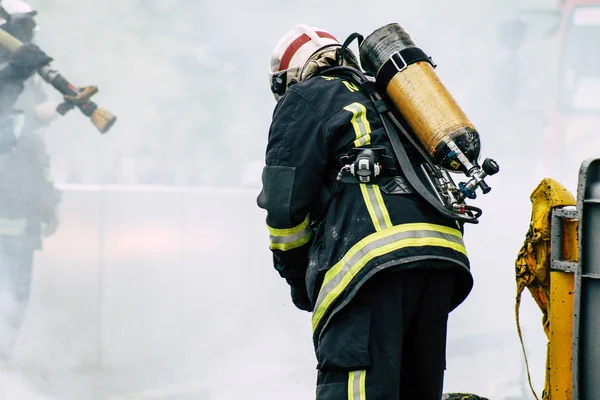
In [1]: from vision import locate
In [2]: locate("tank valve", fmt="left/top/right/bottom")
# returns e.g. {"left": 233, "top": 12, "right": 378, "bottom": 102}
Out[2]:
{"left": 457, "top": 158, "right": 500, "bottom": 200}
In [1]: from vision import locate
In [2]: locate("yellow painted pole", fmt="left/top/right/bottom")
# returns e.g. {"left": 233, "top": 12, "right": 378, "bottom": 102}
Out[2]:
{"left": 548, "top": 217, "right": 578, "bottom": 400}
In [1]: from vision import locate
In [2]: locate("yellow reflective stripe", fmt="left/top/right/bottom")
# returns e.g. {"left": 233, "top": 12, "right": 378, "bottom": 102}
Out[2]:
{"left": 348, "top": 370, "right": 366, "bottom": 400}
{"left": 360, "top": 370, "right": 366, "bottom": 399}
{"left": 268, "top": 214, "right": 313, "bottom": 251}
{"left": 360, "top": 184, "right": 382, "bottom": 231}
{"left": 312, "top": 223, "right": 466, "bottom": 332}
{"left": 269, "top": 233, "right": 312, "bottom": 251}
{"left": 321, "top": 223, "right": 464, "bottom": 289}
{"left": 348, "top": 371, "right": 355, "bottom": 400}
{"left": 343, "top": 81, "right": 360, "bottom": 92}
{"left": 343, "top": 103, "right": 371, "bottom": 147}
{"left": 373, "top": 186, "right": 392, "bottom": 229}
{"left": 0, "top": 218, "right": 27, "bottom": 236}
{"left": 360, "top": 184, "right": 392, "bottom": 231}
{"left": 267, "top": 214, "right": 310, "bottom": 236}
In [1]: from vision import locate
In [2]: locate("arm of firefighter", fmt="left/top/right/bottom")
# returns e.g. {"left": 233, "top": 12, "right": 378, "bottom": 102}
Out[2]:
{"left": 257, "top": 90, "right": 329, "bottom": 280}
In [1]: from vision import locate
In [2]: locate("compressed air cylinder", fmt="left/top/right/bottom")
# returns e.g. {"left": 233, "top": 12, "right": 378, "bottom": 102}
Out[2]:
{"left": 359, "top": 23, "right": 481, "bottom": 174}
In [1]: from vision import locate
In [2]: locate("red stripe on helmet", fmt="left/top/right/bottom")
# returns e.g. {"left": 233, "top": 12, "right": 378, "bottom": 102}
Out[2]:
{"left": 278, "top": 31, "right": 338, "bottom": 71}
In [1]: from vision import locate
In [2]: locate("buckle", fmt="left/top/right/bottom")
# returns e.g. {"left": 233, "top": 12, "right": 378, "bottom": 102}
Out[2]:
{"left": 390, "top": 51, "right": 408, "bottom": 72}
{"left": 270, "top": 70, "right": 287, "bottom": 96}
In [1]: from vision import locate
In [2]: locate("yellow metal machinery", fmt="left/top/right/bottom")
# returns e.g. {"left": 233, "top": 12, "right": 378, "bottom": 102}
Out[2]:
{"left": 516, "top": 178, "right": 576, "bottom": 399}
{"left": 548, "top": 211, "right": 577, "bottom": 399}
{"left": 516, "top": 157, "right": 600, "bottom": 400}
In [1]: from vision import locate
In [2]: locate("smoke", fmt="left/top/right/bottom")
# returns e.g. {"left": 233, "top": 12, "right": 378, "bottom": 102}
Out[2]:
{"left": 0, "top": 286, "right": 97, "bottom": 399}
{"left": 0, "top": 369, "right": 54, "bottom": 400}
{"left": 0, "top": 292, "right": 53, "bottom": 400}
{"left": 0, "top": 0, "right": 582, "bottom": 399}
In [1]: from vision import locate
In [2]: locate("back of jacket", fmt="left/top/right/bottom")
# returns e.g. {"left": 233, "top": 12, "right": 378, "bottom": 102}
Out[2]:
{"left": 258, "top": 72, "right": 473, "bottom": 341}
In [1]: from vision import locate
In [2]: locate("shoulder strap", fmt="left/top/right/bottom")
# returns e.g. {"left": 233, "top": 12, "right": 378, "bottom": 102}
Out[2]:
{"left": 338, "top": 32, "right": 364, "bottom": 66}
{"left": 321, "top": 66, "right": 479, "bottom": 224}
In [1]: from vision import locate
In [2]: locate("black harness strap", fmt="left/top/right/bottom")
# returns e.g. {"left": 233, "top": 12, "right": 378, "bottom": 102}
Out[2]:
{"left": 338, "top": 32, "right": 364, "bottom": 66}
{"left": 359, "top": 80, "right": 389, "bottom": 114}
{"left": 376, "top": 47, "right": 436, "bottom": 90}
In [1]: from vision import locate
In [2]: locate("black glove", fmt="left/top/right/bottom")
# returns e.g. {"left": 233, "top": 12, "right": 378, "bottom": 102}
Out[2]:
{"left": 8, "top": 43, "right": 53, "bottom": 81}
{"left": 287, "top": 277, "right": 313, "bottom": 312}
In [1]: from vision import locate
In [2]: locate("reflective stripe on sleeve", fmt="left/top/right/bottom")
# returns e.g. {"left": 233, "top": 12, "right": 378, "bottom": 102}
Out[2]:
{"left": 360, "top": 184, "right": 393, "bottom": 231}
{"left": 268, "top": 214, "right": 313, "bottom": 251}
{"left": 312, "top": 223, "right": 467, "bottom": 331}
{"left": 343, "top": 103, "right": 371, "bottom": 147}
{"left": 0, "top": 218, "right": 27, "bottom": 236}
{"left": 348, "top": 370, "right": 367, "bottom": 400}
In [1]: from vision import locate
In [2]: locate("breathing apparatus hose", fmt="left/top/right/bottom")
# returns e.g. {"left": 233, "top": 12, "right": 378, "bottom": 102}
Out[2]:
{"left": 311, "top": 166, "right": 349, "bottom": 229}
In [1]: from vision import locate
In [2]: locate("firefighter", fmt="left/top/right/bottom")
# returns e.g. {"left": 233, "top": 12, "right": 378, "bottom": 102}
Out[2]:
{"left": 0, "top": 0, "right": 59, "bottom": 362}
{"left": 257, "top": 24, "right": 474, "bottom": 399}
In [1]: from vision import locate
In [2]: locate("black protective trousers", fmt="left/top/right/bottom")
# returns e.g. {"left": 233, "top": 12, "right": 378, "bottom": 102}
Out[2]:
{"left": 315, "top": 265, "right": 457, "bottom": 400}
{"left": 0, "top": 236, "right": 36, "bottom": 361}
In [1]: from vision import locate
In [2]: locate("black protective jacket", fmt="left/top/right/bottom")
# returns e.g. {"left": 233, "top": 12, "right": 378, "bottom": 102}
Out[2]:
{"left": 0, "top": 74, "right": 60, "bottom": 244}
{"left": 257, "top": 72, "right": 473, "bottom": 343}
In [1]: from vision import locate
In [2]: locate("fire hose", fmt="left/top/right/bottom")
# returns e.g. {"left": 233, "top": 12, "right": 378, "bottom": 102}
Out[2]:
{"left": 0, "top": 28, "right": 116, "bottom": 133}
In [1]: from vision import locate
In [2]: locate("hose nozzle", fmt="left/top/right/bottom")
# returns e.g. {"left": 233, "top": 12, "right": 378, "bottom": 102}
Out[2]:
{"left": 91, "top": 107, "right": 117, "bottom": 134}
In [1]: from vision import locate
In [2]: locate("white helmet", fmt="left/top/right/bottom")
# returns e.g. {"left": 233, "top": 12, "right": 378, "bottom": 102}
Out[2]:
{"left": 269, "top": 24, "right": 341, "bottom": 101}
{"left": 0, "top": 0, "right": 33, "bottom": 21}
{"left": 0, "top": 0, "right": 36, "bottom": 43}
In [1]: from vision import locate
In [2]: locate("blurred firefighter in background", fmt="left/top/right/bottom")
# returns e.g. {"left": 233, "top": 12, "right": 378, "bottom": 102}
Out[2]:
{"left": 258, "top": 24, "right": 474, "bottom": 399}
{"left": 0, "top": 0, "right": 59, "bottom": 362}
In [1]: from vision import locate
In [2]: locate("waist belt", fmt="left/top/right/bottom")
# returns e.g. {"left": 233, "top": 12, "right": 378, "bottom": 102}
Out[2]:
{"left": 315, "top": 167, "right": 415, "bottom": 227}
{"left": 338, "top": 173, "right": 415, "bottom": 195}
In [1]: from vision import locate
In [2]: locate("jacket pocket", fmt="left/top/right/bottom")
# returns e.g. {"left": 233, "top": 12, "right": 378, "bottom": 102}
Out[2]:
{"left": 316, "top": 382, "right": 349, "bottom": 400}
{"left": 316, "top": 305, "right": 371, "bottom": 371}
